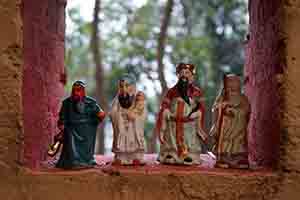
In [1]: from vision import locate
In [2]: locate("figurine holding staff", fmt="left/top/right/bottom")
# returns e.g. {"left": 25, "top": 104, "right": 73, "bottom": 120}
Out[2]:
{"left": 210, "top": 74, "right": 250, "bottom": 169}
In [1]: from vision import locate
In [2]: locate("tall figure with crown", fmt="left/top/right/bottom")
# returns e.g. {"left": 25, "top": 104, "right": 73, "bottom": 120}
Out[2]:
{"left": 155, "top": 63, "right": 208, "bottom": 165}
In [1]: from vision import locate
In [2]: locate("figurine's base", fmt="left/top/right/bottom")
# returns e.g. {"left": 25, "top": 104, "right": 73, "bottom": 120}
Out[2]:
{"left": 42, "top": 154, "right": 273, "bottom": 175}
{"left": 215, "top": 158, "right": 250, "bottom": 169}
{"left": 158, "top": 152, "right": 203, "bottom": 165}
{"left": 99, "top": 154, "right": 218, "bottom": 175}
{"left": 23, "top": 155, "right": 277, "bottom": 200}
{"left": 42, "top": 153, "right": 215, "bottom": 172}
{"left": 112, "top": 152, "right": 145, "bottom": 165}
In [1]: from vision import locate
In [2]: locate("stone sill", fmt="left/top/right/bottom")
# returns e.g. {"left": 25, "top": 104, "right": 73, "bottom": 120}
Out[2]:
{"left": 23, "top": 154, "right": 276, "bottom": 178}
{"left": 17, "top": 154, "right": 279, "bottom": 200}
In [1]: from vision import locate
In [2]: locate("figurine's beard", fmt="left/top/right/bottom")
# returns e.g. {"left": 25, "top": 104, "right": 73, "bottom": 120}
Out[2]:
{"left": 225, "top": 89, "right": 240, "bottom": 99}
{"left": 177, "top": 78, "right": 190, "bottom": 105}
{"left": 227, "top": 93, "right": 240, "bottom": 102}
{"left": 118, "top": 94, "right": 134, "bottom": 109}
{"left": 73, "top": 100, "right": 85, "bottom": 114}
{"left": 72, "top": 94, "right": 84, "bottom": 102}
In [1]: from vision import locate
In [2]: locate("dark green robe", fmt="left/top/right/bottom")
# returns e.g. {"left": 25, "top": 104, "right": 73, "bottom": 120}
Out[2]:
{"left": 56, "top": 96, "right": 102, "bottom": 169}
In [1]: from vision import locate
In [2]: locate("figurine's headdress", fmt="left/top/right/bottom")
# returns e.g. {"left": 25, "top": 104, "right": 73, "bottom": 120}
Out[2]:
{"left": 72, "top": 80, "right": 86, "bottom": 88}
{"left": 119, "top": 73, "right": 136, "bottom": 86}
{"left": 176, "top": 63, "right": 196, "bottom": 75}
{"left": 224, "top": 74, "right": 241, "bottom": 85}
{"left": 71, "top": 80, "right": 86, "bottom": 97}
{"left": 223, "top": 74, "right": 241, "bottom": 98}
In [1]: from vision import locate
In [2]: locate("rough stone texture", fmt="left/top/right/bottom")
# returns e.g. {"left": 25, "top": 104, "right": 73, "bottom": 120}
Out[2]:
{"left": 245, "top": 0, "right": 283, "bottom": 168}
{"left": 0, "top": 0, "right": 22, "bottom": 173}
{"left": 22, "top": 0, "right": 66, "bottom": 168}
{"left": 0, "top": 0, "right": 22, "bottom": 198}
{"left": 277, "top": 1, "right": 300, "bottom": 199}
{"left": 1, "top": 0, "right": 300, "bottom": 200}
{"left": 17, "top": 168, "right": 279, "bottom": 200}
{"left": 280, "top": 0, "right": 300, "bottom": 172}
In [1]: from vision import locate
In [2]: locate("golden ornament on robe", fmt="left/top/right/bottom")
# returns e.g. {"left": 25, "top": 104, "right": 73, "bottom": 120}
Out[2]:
{"left": 47, "top": 131, "right": 64, "bottom": 157}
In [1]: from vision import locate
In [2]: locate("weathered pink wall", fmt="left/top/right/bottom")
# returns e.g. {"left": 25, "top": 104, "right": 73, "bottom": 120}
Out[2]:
{"left": 22, "top": 0, "right": 66, "bottom": 168}
{"left": 0, "top": 0, "right": 300, "bottom": 200}
{"left": 244, "top": 0, "right": 283, "bottom": 168}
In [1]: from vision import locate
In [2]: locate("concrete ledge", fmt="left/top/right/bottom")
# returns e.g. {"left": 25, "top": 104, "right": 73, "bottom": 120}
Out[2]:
{"left": 7, "top": 154, "right": 279, "bottom": 200}
{"left": 28, "top": 154, "right": 275, "bottom": 177}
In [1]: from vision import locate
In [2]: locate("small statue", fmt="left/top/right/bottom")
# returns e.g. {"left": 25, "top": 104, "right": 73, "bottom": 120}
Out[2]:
{"left": 52, "top": 80, "right": 106, "bottom": 169}
{"left": 155, "top": 63, "right": 208, "bottom": 165}
{"left": 210, "top": 74, "right": 250, "bottom": 169}
{"left": 110, "top": 74, "right": 146, "bottom": 165}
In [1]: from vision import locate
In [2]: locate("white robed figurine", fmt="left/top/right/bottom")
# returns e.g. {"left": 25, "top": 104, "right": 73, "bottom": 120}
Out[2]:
{"left": 110, "top": 74, "right": 146, "bottom": 165}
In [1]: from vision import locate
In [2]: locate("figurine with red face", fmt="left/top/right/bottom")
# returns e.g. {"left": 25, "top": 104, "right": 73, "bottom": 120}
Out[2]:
{"left": 110, "top": 74, "right": 146, "bottom": 165}
{"left": 209, "top": 74, "right": 250, "bottom": 169}
{"left": 155, "top": 63, "right": 207, "bottom": 165}
{"left": 54, "top": 80, "right": 105, "bottom": 169}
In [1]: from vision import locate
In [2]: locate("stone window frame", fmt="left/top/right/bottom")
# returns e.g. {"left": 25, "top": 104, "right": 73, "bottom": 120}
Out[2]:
{"left": 21, "top": 0, "right": 282, "bottom": 171}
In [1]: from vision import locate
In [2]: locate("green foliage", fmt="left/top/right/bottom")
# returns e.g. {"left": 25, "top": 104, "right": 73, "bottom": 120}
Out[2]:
{"left": 65, "top": 0, "right": 248, "bottom": 151}
{"left": 65, "top": 7, "right": 94, "bottom": 93}
{"left": 172, "top": 0, "right": 247, "bottom": 120}
{"left": 104, "top": 66, "right": 127, "bottom": 102}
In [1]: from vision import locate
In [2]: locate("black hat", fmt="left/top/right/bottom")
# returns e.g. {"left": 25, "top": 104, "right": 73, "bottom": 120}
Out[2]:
{"left": 72, "top": 80, "right": 86, "bottom": 88}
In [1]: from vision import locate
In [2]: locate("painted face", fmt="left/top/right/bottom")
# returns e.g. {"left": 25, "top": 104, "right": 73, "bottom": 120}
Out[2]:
{"left": 118, "top": 80, "right": 136, "bottom": 96}
{"left": 225, "top": 78, "right": 241, "bottom": 97}
{"left": 118, "top": 80, "right": 136, "bottom": 109}
{"left": 71, "top": 85, "right": 85, "bottom": 102}
{"left": 178, "top": 68, "right": 194, "bottom": 82}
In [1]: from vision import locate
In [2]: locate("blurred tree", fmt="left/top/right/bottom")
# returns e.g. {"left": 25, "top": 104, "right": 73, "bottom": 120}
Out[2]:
{"left": 65, "top": 0, "right": 247, "bottom": 153}
{"left": 65, "top": 7, "right": 94, "bottom": 93}
{"left": 157, "top": 0, "right": 174, "bottom": 95}
{"left": 91, "top": 0, "right": 108, "bottom": 154}
{"left": 170, "top": 0, "right": 248, "bottom": 128}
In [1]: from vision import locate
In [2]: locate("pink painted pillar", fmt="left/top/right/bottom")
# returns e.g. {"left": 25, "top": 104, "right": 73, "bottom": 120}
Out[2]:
{"left": 22, "top": 0, "right": 67, "bottom": 168}
{"left": 244, "top": 0, "right": 283, "bottom": 167}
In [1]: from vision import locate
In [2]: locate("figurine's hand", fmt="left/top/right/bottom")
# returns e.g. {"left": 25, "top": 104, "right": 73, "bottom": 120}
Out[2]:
{"left": 164, "top": 109, "right": 173, "bottom": 121}
{"left": 54, "top": 131, "right": 64, "bottom": 141}
{"left": 159, "top": 134, "right": 165, "bottom": 144}
{"left": 58, "top": 123, "right": 64, "bottom": 131}
{"left": 97, "top": 111, "right": 106, "bottom": 122}
{"left": 127, "top": 111, "right": 136, "bottom": 121}
{"left": 224, "top": 107, "right": 235, "bottom": 116}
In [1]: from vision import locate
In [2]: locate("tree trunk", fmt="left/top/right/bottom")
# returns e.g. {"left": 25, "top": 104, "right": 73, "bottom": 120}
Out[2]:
{"left": 179, "top": 0, "right": 192, "bottom": 35}
{"left": 157, "top": 0, "right": 174, "bottom": 95}
{"left": 150, "top": 0, "right": 174, "bottom": 153}
{"left": 91, "top": 0, "right": 107, "bottom": 154}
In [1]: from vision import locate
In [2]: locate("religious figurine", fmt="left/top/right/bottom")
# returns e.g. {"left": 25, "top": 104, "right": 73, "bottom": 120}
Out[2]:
{"left": 110, "top": 74, "right": 146, "bottom": 165}
{"left": 209, "top": 74, "right": 250, "bottom": 169}
{"left": 155, "top": 63, "right": 208, "bottom": 165}
{"left": 53, "top": 80, "right": 106, "bottom": 169}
